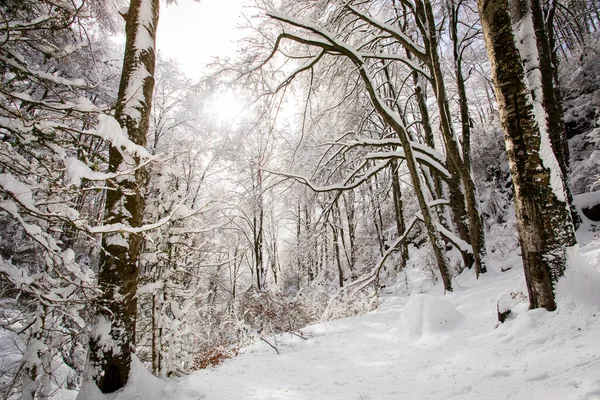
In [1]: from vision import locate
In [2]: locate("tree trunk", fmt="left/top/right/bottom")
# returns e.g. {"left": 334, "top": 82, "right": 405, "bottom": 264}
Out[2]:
{"left": 418, "top": 0, "right": 487, "bottom": 277}
{"left": 528, "top": 0, "right": 581, "bottom": 228}
{"left": 447, "top": 0, "right": 477, "bottom": 271}
{"left": 448, "top": 0, "right": 474, "bottom": 171}
{"left": 412, "top": 67, "right": 444, "bottom": 206}
{"left": 84, "top": 0, "right": 159, "bottom": 394}
{"left": 477, "top": 0, "right": 577, "bottom": 311}
{"left": 343, "top": 191, "right": 357, "bottom": 273}
{"left": 391, "top": 161, "right": 409, "bottom": 270}
{"left": 253, "top": 166, "right": 265, "bottom": 290}
{"left": 304, "top": 204, "right": 315, "bottom": 282}
{"left": 331, "top": 203, "right": 345, "bottom": 288}
{"left": 367, "top": 173, "right": 386, "bottom": 257}
{"left": 151, "top": 292, "right": 163, "bottom": 376}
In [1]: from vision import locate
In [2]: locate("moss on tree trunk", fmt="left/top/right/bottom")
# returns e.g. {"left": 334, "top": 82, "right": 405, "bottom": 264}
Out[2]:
{"left": 477, "top": 0, "right": 576, "bottom": 311}
{"left": 86, "top": 0, "right": 159, "bottom": 393}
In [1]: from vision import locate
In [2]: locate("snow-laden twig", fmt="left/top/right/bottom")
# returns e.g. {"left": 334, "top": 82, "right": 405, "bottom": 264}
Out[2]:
{"left": 264, "top": 159, "right": 390, "bottom": 193}
{"left": 88, "top": 197, "right": 191, "bottom": 235}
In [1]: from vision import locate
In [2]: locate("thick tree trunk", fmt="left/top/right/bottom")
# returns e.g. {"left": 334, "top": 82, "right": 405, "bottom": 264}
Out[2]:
{"left": 477, "top": 0, "right": 577, "bottom": 311}
{"left": 84, "top": 0, "right": 159, "bottom": 394}
{"left": 527, "top": 0, "right": 581, "bottom": 228}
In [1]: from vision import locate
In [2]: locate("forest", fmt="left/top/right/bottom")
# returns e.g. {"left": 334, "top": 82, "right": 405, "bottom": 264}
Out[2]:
{"left": 1, "top": 0, "right": 600, "bottom": 399}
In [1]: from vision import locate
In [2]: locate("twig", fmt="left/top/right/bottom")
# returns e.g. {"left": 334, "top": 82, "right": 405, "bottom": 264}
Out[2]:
{"left": 260, "top": 335, "right": 280, "bottom": 354}
{"left": 289, "top": 331, "right": 308, "bottom": 340}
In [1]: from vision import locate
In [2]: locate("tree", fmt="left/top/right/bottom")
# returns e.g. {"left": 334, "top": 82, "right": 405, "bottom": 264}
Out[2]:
{"left": 476, "top": 0, "right": 577, "bottom": 310}
{"left": 81, "top": 0, "right": 160, "bottom": 394}
{"left": 346, "top": 0, "right": 487, "bottom": 277}
{"left": 0, "top": 0, "right": 121, "bottom": 397}
{"left": 264, "top": 8, "right": 462, "bottom": 292}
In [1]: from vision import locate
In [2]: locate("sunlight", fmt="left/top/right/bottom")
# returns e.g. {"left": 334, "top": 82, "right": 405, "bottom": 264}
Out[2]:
{"left": 210, "top": 90, "right": 245, "bottom": 124}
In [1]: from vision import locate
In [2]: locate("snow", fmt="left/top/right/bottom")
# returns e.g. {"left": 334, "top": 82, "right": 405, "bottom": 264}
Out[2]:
{"left": 556, "top": 246, "right": 600, "bottom": 312}
{"left": 95, "top": 114, "right": 150, "bottom": 158}
{"left": 173, "top": 257, "right": 599, "bottom": 399}
{"left": 70, "top": 228, "right": 600, "bottom": 400}
{"left": 65, "top": 157, "right": 111, "bottom": 186}
{"left": 77, "top": 356, "right": 174, "bottom": 400}
{"left": 0, "top": 173, "right": 34, "bottom": 209}
{"left": 0, "top": 54, "right": 86, "bottom": 88}
{"left": 121, "top": 0, "right": 157, "bottom": 124}
{"left": 513, "top": 12, "right": 567, "bottom": 203}
{"left": 399, "top": 294, "right": 463, "bottom": 340}
{"left": 574, "top": 190, "right": 600, "bottom": 210}
{"left": 105, "top": 232, "right": 130, "bottom": 248}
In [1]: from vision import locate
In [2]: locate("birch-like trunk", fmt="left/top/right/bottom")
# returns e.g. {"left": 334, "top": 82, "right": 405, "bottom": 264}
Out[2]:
{"left": 477, "top": 0, "right": 576, "bottom": 311}
{"left": 82, "top": 0, "right": 159, "bottom": 394}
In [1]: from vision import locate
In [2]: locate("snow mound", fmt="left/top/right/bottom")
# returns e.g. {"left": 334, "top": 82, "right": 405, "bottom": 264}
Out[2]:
{"left": 400, "top": 294, "right": 463, "bottom": 340}
{"left": 555, "top": 246, "right": 600, "bottom": 312}
{"left": 76, "top": 356, "right": 191, "bottom": 400}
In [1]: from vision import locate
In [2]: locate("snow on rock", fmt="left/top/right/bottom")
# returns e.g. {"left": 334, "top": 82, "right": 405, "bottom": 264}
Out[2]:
{"left": 575, "top": 190, "right": 600, "bottom": 210}
{"left": 400, "top": 294, "right": 463, "bottom": 340}
{"left": 575, "top": 190, "right": 600, "bottom": 223}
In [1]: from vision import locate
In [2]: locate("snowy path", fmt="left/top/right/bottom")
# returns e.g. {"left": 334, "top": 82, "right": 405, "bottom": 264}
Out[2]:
{"left": 109, "top": 240, "right": 600, "bottom": 400}
{"left": 171, "top": 244, "right": 600, "bottom": 400}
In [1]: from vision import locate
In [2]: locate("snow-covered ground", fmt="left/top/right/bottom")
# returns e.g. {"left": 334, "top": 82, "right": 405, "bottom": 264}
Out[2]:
{"left": 97, "top": 227, "right": 600, "bottom": 400}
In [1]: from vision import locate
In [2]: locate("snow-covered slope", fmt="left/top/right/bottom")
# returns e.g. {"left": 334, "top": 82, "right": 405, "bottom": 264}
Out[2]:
{"left": 71, "top": 232, "right": 600, "bottom": 400}
{"left": 179, "top": 270, "right": 599, "bottom": 399}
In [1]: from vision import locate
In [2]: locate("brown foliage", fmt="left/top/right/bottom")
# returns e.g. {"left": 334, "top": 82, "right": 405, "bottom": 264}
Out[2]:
{"left": 192, "top": 345, "right": 239, "bottom": 370}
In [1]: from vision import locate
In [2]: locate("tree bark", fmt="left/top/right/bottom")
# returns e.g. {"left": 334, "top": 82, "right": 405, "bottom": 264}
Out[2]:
{"left": 343, "top": 190, "right": 357, "bottom": 273}
{"left": 448, "top": 0, "right": 474, "bottom": 172}
{"left": 391, "top": 161, "right": 409, "bottom": 271}
{"left": 477, "top": 0, "right": 577, "bottom": 311}
{"left": 84, "top": 0, "right": 159, "bottom": 394}
{"left": 417, "top": 0, "right": 487, "bottom": 277}
{"left": 528, "top": 0, "right": 581, "bottom": 228}
{"left": 253, "top": 165, "right": 265, "bottom": 290}
{"left": 331, "top": 202, "right": 345, "bottom": 288}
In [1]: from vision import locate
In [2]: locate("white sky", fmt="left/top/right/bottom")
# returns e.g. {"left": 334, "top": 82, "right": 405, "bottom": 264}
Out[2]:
{"left": 156, "top": 0, "right": 248, "bottom": 79}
